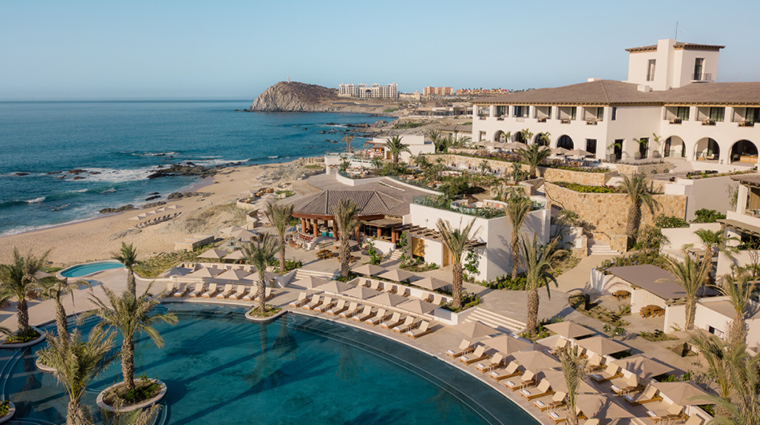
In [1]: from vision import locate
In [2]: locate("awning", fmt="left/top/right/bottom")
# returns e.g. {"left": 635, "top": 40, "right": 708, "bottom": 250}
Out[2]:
{"left": 397, "top": 224, "right": 486, "bottom": 249}
{"left": 720, "top": 218, "right": 760, "bottom": 237}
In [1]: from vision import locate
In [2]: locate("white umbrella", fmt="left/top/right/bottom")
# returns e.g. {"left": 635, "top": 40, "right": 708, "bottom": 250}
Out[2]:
{"left": 612, "top": 355, "right": 674, "bottom": 380}
{"left": 651, "top": 381, "right": 713, "bottom": 406}
{"left": 198, "top": 249, "right": 228, "bottom": 259}
{"left": 378, "top": 269, "right": 417, "bottom": 283}
{"left": 315, "top": 280, "right": 354, "bottom": 294}
{"left": 398, "top": 299, "right": 438, "bottom": 315}
{"left": 569, "top": 148, "right": 592, "bottom": 157}
{"left": 412, "top": 276, "right": 449, "bottom": 290}
{"left": 223, "top": 250, "right": 246, "bottom": 261}
{"left": 186, "top": 267, "right": 224, "bottom": 279}
{"left": 343, "top": 286, "right": 381, "bottom": 300}
{"left": 575, "top": 336, "right": 629, "bottom": 356}
{"left": 512, "top": 350, "right": 560, "bottom": 371}
{"left": 368, "top": 292, "right": 407, "bottom": 307}
{"left": 160, "top": 267, "right": 192, "bottom": 278}
{"left": 215, "top": 269, "right": 252, "bottom": 281}
{"left": 352, "top": 264, "right": 385, "bottom": 276}
{"left": 484, "top": 335, "right": 535, "bottom": 355}
{"left": 454, "top": 321, "right": 498, "bottom": 340}
{"left": 545, "top": 322, "right": 595, "bottom": 339}
{"left": 552, "top": 147, "right": 570, "bottom": 155}
{"left": 292, "top": 276, "right": 329, "bottom": 289}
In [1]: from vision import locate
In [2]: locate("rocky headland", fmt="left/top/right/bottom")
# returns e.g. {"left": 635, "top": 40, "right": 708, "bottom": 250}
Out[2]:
{"left": 247, "top": 81, "right": 398, "bottom": 114}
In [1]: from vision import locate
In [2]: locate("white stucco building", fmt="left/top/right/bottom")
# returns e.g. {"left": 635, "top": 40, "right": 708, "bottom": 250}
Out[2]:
{"left": 339, "top": 83, "right": 399, "bottom": 99}
{"left": 471, "top": 39, "right": 760, "bottom": 167}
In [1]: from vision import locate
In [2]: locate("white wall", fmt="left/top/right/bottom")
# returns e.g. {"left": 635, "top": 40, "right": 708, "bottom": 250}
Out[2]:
{"left": 660, "top": 223, "right": 722, "bottom": 259}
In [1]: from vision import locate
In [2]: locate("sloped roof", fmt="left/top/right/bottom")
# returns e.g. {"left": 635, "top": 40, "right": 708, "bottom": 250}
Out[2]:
{"left": 473, "top": 80, "right": 663, "bottom": 106}
{"left": 605, "top": 265, "right": 717, "bottom": 300}
{"left": 663, "top": 82, "right": 760, "bottom": 105}
{"left": 293, "top": 190, "right": 408, "bottom": 217}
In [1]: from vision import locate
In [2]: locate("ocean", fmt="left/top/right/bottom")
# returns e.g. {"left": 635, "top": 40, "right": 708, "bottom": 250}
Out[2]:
{"left": 0, "top": 101, "right": 386, "bottom": 236}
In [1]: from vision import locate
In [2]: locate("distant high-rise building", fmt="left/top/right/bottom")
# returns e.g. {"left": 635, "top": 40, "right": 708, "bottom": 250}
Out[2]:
{"left": 423, "top": 87, "right": 454, "bottom": 97}
{"left": 339, "top": 83, "right": 398, "bottom": 99}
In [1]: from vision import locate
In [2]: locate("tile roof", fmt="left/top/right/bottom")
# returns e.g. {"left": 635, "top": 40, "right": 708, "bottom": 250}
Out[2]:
{"left": 662, "top": 82, "right": 760, "bottom": 105}
{"left": 605, "top": 265, "right": 717, "bottom": 300}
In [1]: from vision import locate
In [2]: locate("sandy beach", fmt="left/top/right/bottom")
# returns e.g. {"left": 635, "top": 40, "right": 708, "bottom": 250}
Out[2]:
{"left": 0, "top": 159, "right": 314, "bottom": 266}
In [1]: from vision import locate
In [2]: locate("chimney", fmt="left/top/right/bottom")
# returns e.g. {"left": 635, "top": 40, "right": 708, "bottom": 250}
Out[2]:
{"left": 587, "top": 78, "right": 601, "bottom": 82}
{"left": 637, "top": 85, "right": 652, "bottom": 92}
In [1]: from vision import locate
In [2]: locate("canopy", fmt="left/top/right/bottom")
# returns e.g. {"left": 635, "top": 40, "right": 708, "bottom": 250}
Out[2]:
{"left": 576, "top": 336, "right": 629, "bottom": 356}
{"left": 651, "top": 381, "right": 713, "bottom": 406}
{"left": 511, "top": 350, "right": 560, "bottom": 371}
{"left": 378, "top": 269, "right": 417, "bottom": 283}
{"left": 398, "top": 299, "right": 438, "bottom": 315}
{"left": 569, "top": 148, "right": 593, "bottom": 157}
{"left": 411, "top": 276, "right": 449, "bottom": 291}
{"left": 368, "top": 292, "right": 407, "bottom": 307}
{"left": 484, "top": 335, "right": 534, "bottom": 355}
{"left": 545, "top": 322, "right": 595, "bottom": 339}
{"left": 223, "top": 250, "right": 246, "bottom": 261}
{"left": 576, "top": 394, "right": 636, "bottom": 419}
{"left": 342, "top": 286, "right": 381, "bottom": 300}
{"left": 552, "top": 147, "right": 570, "bottom": 155}
{"left": 315, "top": 280, "right": 354, "bottom": 294}
{"left": 539, "top": 370, "right": 596, "bottom": 394}
{"left": 215, "top": 269, "right": 252, "bottom": 281}
{"left": 160, "top": 267, "right": 192, "bottom": 278}
{"left": 186, "top": 267, "right": 224, "bottom": 279}
{"left": 612, "top": 355, "right": 675, "bottom": 380}
{"left": 243, "top": 270, "right": 279, "bottom": 283}
{"left": 292, "top": 276, "right": 329, "bottom": 289}
{"left": 454, "top": 321, "right": 498, "bottom": 340}
{"left": 198, "top": 249, "right": 228, "bottom": 259}
{"left": 232, "top": 229, "right": 257, "bottom": 241}
{"left": 352, "top": 264, "right": 385, "bottom": 276}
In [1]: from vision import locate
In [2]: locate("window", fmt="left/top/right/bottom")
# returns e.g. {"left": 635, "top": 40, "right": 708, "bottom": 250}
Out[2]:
{"left": 513, "top": 106, "right": 523, "bottom": 117}
{"left": 747, "top": 107, "right": 759, "bottom": 123}
{"left": 677, "top": 107, "right": 690, "bottom": 121}
{"left": 596, "top": 107, "right": 604, "bottom": 121}
{"left": 709, "top": 107, "right": 725, "bottom": 122}
{"left": 611, "top": 107, "right": 617, "bottom": 121}
{"left": 586, "top": 139, "right": 597, "bottom": 154}
{"left": 647, "top": 59, "right": 656, "bottom": 81}
{"left": 570, "top": 107, "right": 577, "bottom": 120}
{"left": 694, "top": 58, "right": 704, "bottom": 80}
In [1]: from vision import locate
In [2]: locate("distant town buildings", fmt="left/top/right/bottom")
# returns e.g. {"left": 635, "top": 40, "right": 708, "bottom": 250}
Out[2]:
{"left": 399, "top": 91, "right": 422, "bottom": 101}
{"left": 338, "top": 83, "right": 398, "bottom": 99}
{"left": 423, "top": 86, "right": 453, "bottom": 96}
{"left": 456, "top": 88, "right": 513, "bottom": 95}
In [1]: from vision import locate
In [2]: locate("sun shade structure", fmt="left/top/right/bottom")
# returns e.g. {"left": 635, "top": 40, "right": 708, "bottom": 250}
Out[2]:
{"left": 397, "top": 299, "right": 438, "bottom": 315}
{"left": 651, "top": 381, "right": 713, "bottom": 406}
{"left": 378, "top": 269, "right": 417, "bottom": 283}
{"left": 243, "top": 270, "right": 279, "bottom": 283}
{"left": 160, "top": 267, "right": 193, "bottom": 278}
{"left": 604, "top": 265, "right": 717, "bottom": 300}
{"left": 219, "top": 226, "right": 244, "bottom": 236}
{"left": 342, "top": 286, "right": 381, "bottom": 300}
{"left": 569, "top": 148, "right": 593, "bottom": 157}
{"left": 612, "top": 355, "right": 675, "bottom": 380}
{"left": 223, "top": 250, "right": 246, "bottom": 261}
{"left": 186, "top": 267, "right": 224, "bottom": 279}
{"left": 231, "top": 229, "right": 257, "bottom": 241}
{"left": 483, "top": 335, "right": 534, "bottom": 355}
{"left": 539, "top": 370, "right": 596, "bottom": 394}
{"left": 576, "top": 336, "right": 629, "bottom": 356}
{"left": 512, "top": 350, "right": 560, "bottom": 371}
{"left": 215, "top": 269, "right": 252, "bottom": 281}
{"left": 576, "top": 393, "right": 636, "bottom": 419}
{"left": 352, "top": 264, "right": 385, "bottom": 276}
{"left": 545, "top": 322, "right": 595, "bottom": 339}
{"left": 454, "top": 321, "right": 498, "bottom": 339}
{"left": 411, "top": 276, "right": 449, "bottom": 291}
{"left": 315, "top": 281, "right": 354, "bottom": 294}
{"left": 368, "top": 292, "right": 408, "bottom": 307}
{"left": 552, "top": 147, "right": 570, "bottom": 155}
{"left": 198, "top": 249, "right": 228, "bottom": 259}
{"left": 292, "top": 276, "right": 330, "bottom": 289}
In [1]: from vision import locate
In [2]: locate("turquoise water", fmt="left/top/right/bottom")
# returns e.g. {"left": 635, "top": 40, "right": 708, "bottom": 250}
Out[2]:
{"left": 1, "top": 305, "right": 537, "bottom": 425}
{"left": 59, "top": 260, "right": 125, "bottom": 277}
{"left": 0, "top": 101, "right": 387, "bottom": 236}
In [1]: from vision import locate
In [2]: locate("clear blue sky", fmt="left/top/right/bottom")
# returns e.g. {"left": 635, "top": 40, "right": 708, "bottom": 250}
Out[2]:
{"left": 2, "top": 0, "right": 759, "bottom": 100}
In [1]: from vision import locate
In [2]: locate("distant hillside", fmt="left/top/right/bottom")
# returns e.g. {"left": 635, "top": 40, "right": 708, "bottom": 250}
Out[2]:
{"left": 248, "top": 81, "right": 391, "bottom": 113}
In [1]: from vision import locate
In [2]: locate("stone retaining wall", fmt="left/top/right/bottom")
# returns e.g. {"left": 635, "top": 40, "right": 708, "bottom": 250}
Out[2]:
{"left": 614, "top": 162, "right": 671, "bottom": 175}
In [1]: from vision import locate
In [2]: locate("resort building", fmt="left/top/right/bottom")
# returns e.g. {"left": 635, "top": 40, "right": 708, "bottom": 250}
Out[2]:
{"left": 423, "top": 86, "right": 453, "bottom": 97}
{"left": 715, "top": 173, "right": 760, "bottom": 276}
{"left": 471, "top": 39, "right": 760, "bottom": 169}
{"left": 366, "top": 135, "right": 435, "bottom": 162}
{"left": 338, "top": 83, "right": 399, "bottom": 99}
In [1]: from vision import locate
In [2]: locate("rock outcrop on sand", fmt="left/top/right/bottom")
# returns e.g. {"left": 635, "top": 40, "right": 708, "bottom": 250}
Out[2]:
{"left": 248, "top": 81, "right": 392, "bottom": 113}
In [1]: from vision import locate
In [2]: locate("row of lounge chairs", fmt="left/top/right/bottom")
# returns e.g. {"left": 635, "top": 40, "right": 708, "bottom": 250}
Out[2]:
{"left": 165, "top": 282, "right": 273, "bottom": 302}
{"left": 356, "top": 278, "right": 447, "bottom": 305}
{"left": 290, "top": 292, "right": 433, "bottom": 338}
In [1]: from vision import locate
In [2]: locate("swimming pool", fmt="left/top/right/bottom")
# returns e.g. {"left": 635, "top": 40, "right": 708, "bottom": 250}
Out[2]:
{"left": 59, "top": 260, "right": 124, "bottom": 277}
{"left": 2, "top": 305, "right": 539, "bottom": 425}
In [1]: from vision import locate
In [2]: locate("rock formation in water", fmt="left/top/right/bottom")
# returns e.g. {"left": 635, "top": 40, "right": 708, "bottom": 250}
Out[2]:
{"left": 248, "top": 81, "right": 392, "bottom": 113}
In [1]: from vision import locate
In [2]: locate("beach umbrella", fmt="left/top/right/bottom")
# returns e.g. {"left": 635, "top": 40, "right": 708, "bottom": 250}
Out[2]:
{"left": 343, "top": 286, "right": 380, "bottom": 300}
{"left": 576, "top": 393, "right": 636, "bottom": 420}
{"left": 223, "top": 250, "right": 246, "bottom": 261}
{"left": 292, "top": 276, "right": 329, "bottom": 289}
{"left": 504, "top": 142, "right": 525, "bottom": 150}
{"left": 454, "top": 321, "right": 498, "bottom": 339}
{"left": 220, "top": 226, "right": 244, "bottom": 237}
{"left": 538, "top": 370, "right": 596, "bottom": 394}
{"left": 398, "top": 299, "right": 438, "bottom": 315}
{"left": 612, "top": 355, "right": 674, "bottom": 380}
{"left": 315, "top": 280, "right": 354, "bottom": 294}
{"left": 160, "top": 267, "right": 192, "bottom": 278}
{"left": 352, "top": 264, "right": 385, "bottom": 276}
{"left": 215, "top": 269, "right": 252, "bottom": 281}
{"left": 484, "top": 334, "right": 534, "bottom": 355}
{"left": 512, "top": 350, "right": 560, "bottom": 371}
{"left": 198, "top": 249, "right": 228, "bottom": 259}
{"left": 368, "top": 292, "right": 407, "bottom": 307}
{"left": 243, "top": 270, "right": 279, "bottom": 283}
{"left": 651, "top": 381, "right": 713, "bottom": 406}
{"left": 552, "top": 147, "right": 570, "bottom": 155}
{"left": 412, "top": 276, "right": 449, "bottom": 291}
{"left": 569, "top": 148, "right": 593, "bottom": 157}
{"left": 166, "top": 205, "right": 178, "bottom": 210}
{"left": 576, "top": 336, "right": 629, "bottom": 356}
{"left": 545, "top": 322, "right": 595, "bottom": 339}
{"left": 378, "top": 269, "right": 416, "bottom": 283}
{"left": 232, "top": 229, "right": 257, "bottom": 240}
{"left": 186, "top": 267, "right": 224, "bottom": 279}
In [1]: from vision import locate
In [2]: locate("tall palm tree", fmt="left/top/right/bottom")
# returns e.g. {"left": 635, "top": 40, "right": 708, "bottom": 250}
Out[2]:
{"left": 112, "top": 242, "right": 138, "bottom": 296}
{"left": 708, "top": 352, "right": 760, "bottom": 425}
{"left": 426, "top": 129, "right": 440, "bottom": 146}
{"left": 516, "top": 143, "right": 551, "bottom": 178}
{"left": 720, "top": 272, "right": 756, "bottom": 346}
{"left": 40, "top": 278, "right": 90, "bottom": 349}
{"left": 536, "top": 132, "right": 551, "bottom": 146}
{"left": 264, "top": 202, "right": 294, "bottom": 274}
{"left": 81, "top": 284, "right": 177, "bottom": 392}
{"left": 385, "top": 135, "right": 410, "bottom": 164}
{"left": 0, "top": 248, "right": 50, "bottom": 335}
{"left": 660, "top": 250, "right": 711, "bottom": 330}
{"left": 694, "top": 228, "right": 738, "bottom": 265}
{"left": 506, "top": 196, "right": 532, "bottom": 280}
{"left": 558, "top": 345, "right": 587, "bottom": 425}
{"left": 617, "top": 172, "right": 658, "bottom": 245}
{"left": 335, "top": 199, "right": 362, "bottom": 279}
{"left": 521, "top": 235, "right": 565, "bottom": 334}
{"left": 690, "top": 332, "right": 736, "bottom": 418}
{"left": 38, "top": 328, "right": 117, "bottom": 425}
{"left": 341, "top": 134, "right": 355, "bottom": 153}
{"left": 434, "top": 134, "right": 454, "bottom": 153}
{"left": 243, "top": 233, "right": 283, "bottom": 314}
{"left": 436, "top": 219, "right": 479, "bottom": 310}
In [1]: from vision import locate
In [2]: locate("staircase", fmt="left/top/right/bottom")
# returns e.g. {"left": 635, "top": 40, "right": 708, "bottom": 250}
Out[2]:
{"left": 588, "top": 240, "right": 621, "bottom": 256}
{"left": 294, "top": 268, "right": 338, "bottom": 280}
{"left": 465, "top": 307, "right": 526, "bottom": 334}
{"left": 387, "top": 249, "right": 403, "bottom": 261}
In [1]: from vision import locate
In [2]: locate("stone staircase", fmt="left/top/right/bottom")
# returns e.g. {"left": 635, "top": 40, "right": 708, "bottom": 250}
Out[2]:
{"left": 387, "top": 250, "right": 403, "bottom": 261}
{"left": 465, "top": 307, "right": 526, "bottom": 334}
{"left": 294, "top": 268, "right": 338, "bottom": 280}
{"left": 588, "top": 240, "right": 621, "bottom": 256}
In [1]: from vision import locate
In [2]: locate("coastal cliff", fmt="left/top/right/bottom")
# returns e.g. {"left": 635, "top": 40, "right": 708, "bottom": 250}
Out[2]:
{"left": 248, "top": 81, "right": 392, "bottom": 113}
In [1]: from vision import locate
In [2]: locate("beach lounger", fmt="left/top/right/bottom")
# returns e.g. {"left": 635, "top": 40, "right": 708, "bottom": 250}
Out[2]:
{"left": 421, "top": 293, "right": 434, "bottom": 303}
{"left": 202, "top": 283, "right": 220, "bottom": 298}
{"left": 611, "top": 373, "right": 644, "bottom": 396}
{"left": 366, "top": 309, "right": 389, "bottom": 325}
{"left": 369, "top": 280, "right": 382, "bottom": 291}
{"left": 477, "top": 353, "right": 505, "bottom": 373}
{"left": 548, "top": 338, "right": 568, "bottom": 357}
{"left": 521, "top": 379, "right": 554, "bottom": 400}
{"left": 432, "top": 294, "right": 445, "bottom": 305}
{"left": 359, "top": 279, "right": 371, "bottom": 288}
{"left": 590, "top": 364, "right": 622, "bottom": 383}
{"left": 229, "top": 285, "right": 247, "bottom": 300}
{"left": 385, "top": 284, "right": 398, "bottom": 294}
{"left": 458, "top": 345, "right": 488, "bottom": 365}
{"left": 506, "top": 371, "right": 536, "bottom": 392}
{"left": 327, "top": 299, "right": 348, "bottom": 316}
{"left": 354, "top": 306, "right": 375, "bottom": 322}
{"left": 548, "top": 411, "right": 566, "bottom": 424}
{"left": 625, "top": 385, "right": 662, "bottom": 406}
{"left": 217, "top": 284, "right": 234, "bottom": 299}
{"left": 489, "top": 361, "right": 521, "bottom": 381}
{"left": 242, "top": 287, "right": 257, "bottom": 301}
{"left": 533, "top": 392, "right": 566, "bottom": 411}
{"left": 305, "top": 295, "right": 323, "bottom": 310}
{"left": 647, "top": 404, "right": 683, "bottom": 424}
{"left": 380, "top": 312, "right": 403, "bottom": 329}
{"left": 313, "top": 296, "right": 335, "bottom": 313}
{"left": 585, "top": 353, "right": 605, "bottom": 373}
{"left": 397, "top": 287, "right": 409, "bottom": 297}
{"left": 446, "top": 339, "right": 474, "bottom": 358}
{"left": 339, "top": 302, "right": 361, "bottom": 319}
{"left": 173, "top": 284, "right": 190, "bottom": 298}
{"left": 254, "top": 287, "right": 273, "bottom": 303}
{"left": 188, "top": 283, "right": 205, "bottom": 298}
{"left": 164, "top": 282, "right": 177, "bottom": 297}
{"left": 407, "top": 321, "right": 432, "bottom": 338}
{"left": 393, "top": 316, "right": 416, "bottom": 333}
{"left": 289, "top": 292, "right": 310, "bottom": 308}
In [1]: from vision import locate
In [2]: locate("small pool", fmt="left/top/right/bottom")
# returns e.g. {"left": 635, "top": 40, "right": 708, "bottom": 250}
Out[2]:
{"left": 60, "top": 260, "right": 124, "bottom": 277}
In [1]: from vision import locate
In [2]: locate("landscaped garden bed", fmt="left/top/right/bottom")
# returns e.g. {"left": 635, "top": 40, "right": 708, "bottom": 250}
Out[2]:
{"left": 568, "top": 294, "right": 630, "bottom": 327}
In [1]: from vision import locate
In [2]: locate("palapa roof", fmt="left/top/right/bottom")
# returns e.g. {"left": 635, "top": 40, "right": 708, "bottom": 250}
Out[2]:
{"left": 605, "top": 265, "right": 717, "bottom": 301}
{"left": 293, "top": 190, "right": 409, "bottom": 218}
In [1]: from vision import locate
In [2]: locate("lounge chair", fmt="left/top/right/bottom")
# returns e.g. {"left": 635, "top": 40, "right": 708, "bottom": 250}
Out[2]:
{"left": 625, "top": 385, "right": 662, "bottom": 406}
{"left": 242, "top": 287, "right": 256, "bottom": 301}
{"left": 520, "top": 379, "right": 554, "bottom": 400}
{"left": 421, "top": 293, "right": 434, "bottom": 303}
{"left": 446, "top": 339, "right": 474, "bottom": 358}
{"left": 393, "top": 316, "right": 416, "bottom": 333}
{"left": 385, "top": 284, "right": 398, "bottom": 294}
{"left": 590, "top": 364, "right": 622, "bottom": 383}
{"left": 611, "top": 373, "right": 644, "bottom": 396}
{"left": 359, "top": 279, "right": 371, "bottom": 287}
{"left": 202, "top": 284, "right": 220, "bottom": 298}
{"left": 585, "top": 353, "right": 604, "bottom": 373}
{"left": 506, "top": 371, "right": 536, "bottom": 392}
{"left": 313, "top": 296, "right": 335, "bottom": 313}
{"left": 489, "top": 361, "right": 521, "bottom": 381}
{"left": 547, "top": 411, "right": 566, "bottom": 424}
{"left": 407, "top": 321, "right": 432, "bottom": 338}
{"left": 380, "top": 312, "right": 403, "bottom": 329}
{"left": 217, "top": 284, "right": 234, "bottom": 299}
{"left": 327, "top": 299, "right": 348, "bottom": 316}
{"left": 339, "top": 302, "right": 361, "bottom": 319}
{"left": 369, "top": 280, "right": 382, "bottom": 291}
{"left": 533, "top": 391, "right": 566, "bottom": 411}
{"left": 354, "top": 306, "right": 375, "bottom": 322}
{"left": 647, "top": 404, "right": 684, "bottom": 424}
{"left": 397, "top": 287, "right": 410, "bottom": 297}
{"left": 476, "top": 353, "right": 505, "bottom": 373}
{"left": 549, "top": 338, "right": 568, "bottom": 356}
{"left": 432, "top": 294, "right": 445, "bottom": 305}
{"left": 229, "top": 285, "right": 247, "bottom": 300}
{"left": 289, "top": 292, "right": 310, "bottom": 308}
{"left": 188, "top": 283, "right": 205, "bottom": 298}
{"left": 305, "top": 295, "right": 323, "bottom": 310}
{"left": 164, "top": 282, "right": 177, "bottom": 297}
{"left": 458, "top": 345, "right": 488, "bottom": 365}
{"left": 254, "top": 287, "right": 273, "bottom": 302}
{"left": 173, "top": 283, "right": 190, "bottom": 298}
{"left": 366, "top": 309, "right": 390, "bottom": 325}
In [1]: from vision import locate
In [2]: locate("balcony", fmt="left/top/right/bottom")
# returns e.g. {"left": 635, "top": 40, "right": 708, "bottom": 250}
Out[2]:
{"left": 691, "top": 73, "right": 713, "bottom": 82}
{"left": 739, "top": 121, "right": 755, "bottom": 128}
{"left": 702, "top": 119, "right": 716, "bottom": 126}
{"left": 668, "top": 118, "right": 682, "bottom": 124}
{"left": 537, "top": 117, "right": 547, "bottom": 123}
{"left": 560, "top": 119, "right": 571, "bottom": 124}
{"left": 586, "top": 120, "right": 598, "bottom": 126}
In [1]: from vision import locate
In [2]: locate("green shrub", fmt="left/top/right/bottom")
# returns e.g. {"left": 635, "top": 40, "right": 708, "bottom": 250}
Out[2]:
{"left": 555, "top": 182, "right": 617, "bottom": 193}
{"left": 691, "top": 208, "right": 725, "bottom": 223}
{"left": 654, "top": 214, "right": 689, "bottom": 229}
{"left": 0, "top": 400, "right": 8, "bottom": 417}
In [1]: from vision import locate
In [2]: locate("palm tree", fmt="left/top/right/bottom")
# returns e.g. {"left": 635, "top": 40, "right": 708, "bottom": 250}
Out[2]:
{"left": 434, "top": 134, "right": 454, "bottom": 153}
{"left": 516, "top": 143, "right": 551, "bottom": 178}
{"left": 478, "top": 160, "right": 491, "bottom": 175}
{"left": 499, "top": 131, "right": 511, "bottom": 144}
{"left": 694, "top": 228, "right": 738, "bottom": 265}
{"left": 690, "top": 332, "right": 736, "bottom": 418}
{"left": 112, "top": 242, "right": 138, "bottom": 296}
{"left": 720, "top": 273, "right": 755, "bottom": 346}
{"left": 506, "top": 196, "right": 532, "bottom": 280}
{"left": 455, "top": 134, "right": 472, "bottom": 148}
{"left": 0, "top": 248, "right": 50, "bottom": 335}
{"left": 341, "top": 134, "right": 355, "bottom": 153}
{"left": 40, "top": 277, "right": 90, "bottom": 349}
{"left": 335, "top": 199, "right": 362, "bottom": 279}
{"left": 634, "top": 137, "right": 649, "bottom": 158}
{"left": 558, "top": 345, "right": 587, "bottom": 425}
{"left": 521, "top": 235, "right": 565, "bottom": 334}
{"left": 385, "top": 135, "right": 410, "bottom": 164}
{"left": 536, "top": 132, "right": 551, "bottom": 146}
{"left": 37, "top": 328, "right": 117, "bottom": 425}
{"left": 81, "top": 284, "right": 177, "bottom": 392}
{"left": 243, "top": 233, "right": 283, "bottom": 314}
{"left": 617, "top": 172, "right": 658, "bottom": 245}
{"left": 426, "top": 129, "right": 440, "bottom": 146}
{"left": 264, "top": 202, "right": 294, "bottom": 274}
{"left": 436, "top": 219, "right": 479, "bottom": 310}
{"left": 660, "top": 251, "right": 711, "bottom": 330}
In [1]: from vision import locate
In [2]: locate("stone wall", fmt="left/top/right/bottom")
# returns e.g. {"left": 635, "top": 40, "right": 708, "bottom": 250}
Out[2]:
{"left": 614, "top": 162, "right": 671, "bottom": 175}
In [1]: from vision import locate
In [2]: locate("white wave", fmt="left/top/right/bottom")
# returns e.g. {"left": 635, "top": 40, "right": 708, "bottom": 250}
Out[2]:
{"left": 66, "top": 188, "right": 89, "bottom": 193}
{"left": 26, "top": 197, "right": 45, "bottom": 204}
{"left": 184, "top": 158, "right": 250, "bottom": 166}
{"left": 71, "top": 167, "right": 157, "bottom": 183}
{"left": 101, "top": 188, "right": 116, "bottom": 194}
{"left": 134, "top": 151, "right": 179, "bottom": 157}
